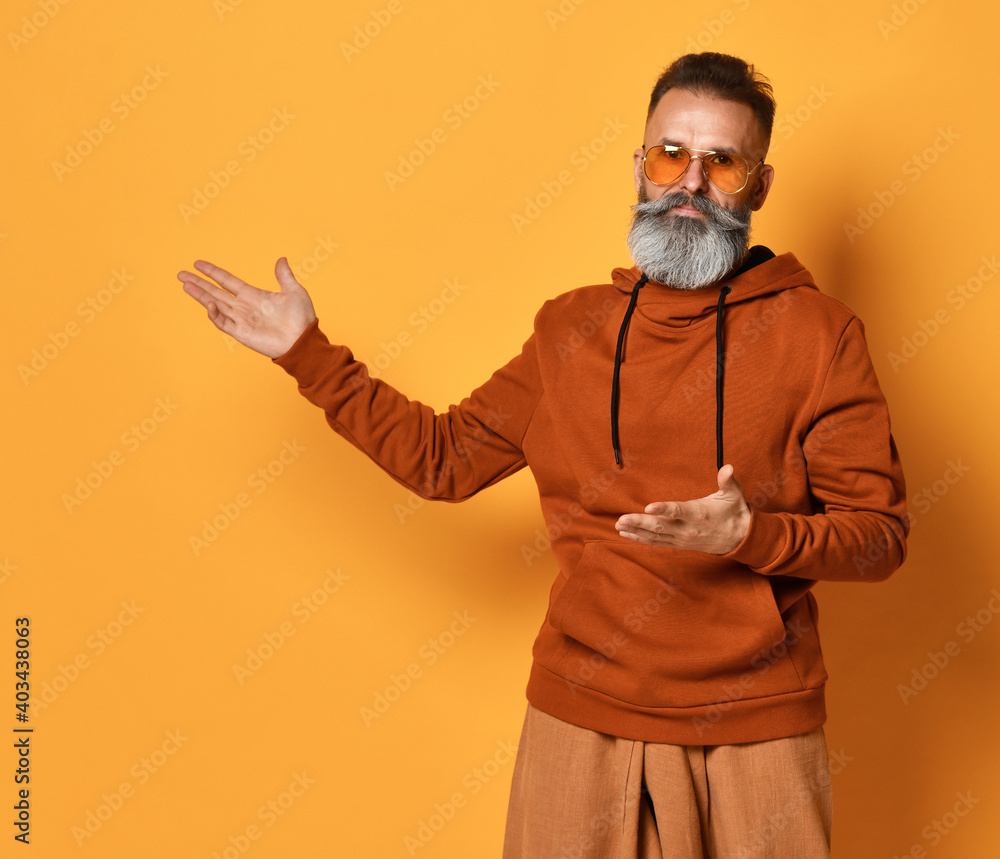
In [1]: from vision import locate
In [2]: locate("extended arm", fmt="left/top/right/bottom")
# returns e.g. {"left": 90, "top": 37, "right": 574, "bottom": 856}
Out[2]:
{"left": 614, "top": 318, "right": 908, "bottom": 582}
{"left": 178, "top": 258, "right": 539, "bottom": 501}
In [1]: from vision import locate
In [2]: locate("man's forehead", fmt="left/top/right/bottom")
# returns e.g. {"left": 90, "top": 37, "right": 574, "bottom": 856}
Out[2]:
{"left": 644, "top": 88, "right": 765, "bottom": 154}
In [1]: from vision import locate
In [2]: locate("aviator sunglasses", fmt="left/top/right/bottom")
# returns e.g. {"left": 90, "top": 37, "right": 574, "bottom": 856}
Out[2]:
{"left": 641, "top": 144, "right": 763, "bottom": 194}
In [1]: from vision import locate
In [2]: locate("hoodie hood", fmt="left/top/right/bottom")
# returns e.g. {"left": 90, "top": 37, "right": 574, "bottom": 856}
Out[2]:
{"left": 611, "top": 246, "right": 818, "bottom": 329}
{"left": 609, "top": 247, "right": 819, "bottom": 468}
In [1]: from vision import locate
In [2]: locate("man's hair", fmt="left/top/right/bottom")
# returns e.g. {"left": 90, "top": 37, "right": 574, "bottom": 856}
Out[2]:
{"left": 646, "top": 52, "right": 776, "bottom": 147}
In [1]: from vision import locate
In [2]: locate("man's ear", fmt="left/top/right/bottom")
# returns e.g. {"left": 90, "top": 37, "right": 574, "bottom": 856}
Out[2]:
{"left": 633, "top": 147, "right": 646, "bottom": 195}
{"left": 749, "top": 162, "right": 774, "bottom": 211}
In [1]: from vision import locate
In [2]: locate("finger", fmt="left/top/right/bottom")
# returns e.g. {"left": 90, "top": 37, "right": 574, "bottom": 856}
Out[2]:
{"left": 615, "top": 514, "right": 640, "bottom": 530}
{"left": 179, "top": 276, "right": 235, "bottom": 314}
{"left": 616, "top": 514, "right": 667, "bottom": 535}
{"left": 179, "top": 277, "right": 209, "bottom": 304}
{"left": 178, "top": 268, "right": 231, "bottom": 296}
{"left": 203, "top": 300, "right": 234, "bottom": 333}
{"left": 178, "top": 273, "right": 235, "bottom": 330}
{"left": 274, "top": 256, "right": 299, "bottom": 290}
{"left": 193, "top": 260, "right": 251, "bottom": 296}
{"left": 206, "top": 301, "right": 224, "bottom": 326}
{"left": 177, "top": 269, "right": 211, "bottom": 290}
{"left": 617, "top": 526, "right": 671, "bottom": 546}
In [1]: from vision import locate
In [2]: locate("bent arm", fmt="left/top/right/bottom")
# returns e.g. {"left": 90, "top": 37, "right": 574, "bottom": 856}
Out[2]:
{"left": 725, "top": 318, "right": 909, "bottom": 582}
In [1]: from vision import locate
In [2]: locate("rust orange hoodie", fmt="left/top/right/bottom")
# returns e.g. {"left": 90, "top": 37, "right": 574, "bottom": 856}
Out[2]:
{"left": 274, "top": 249, "right": 908, "bottom": 745}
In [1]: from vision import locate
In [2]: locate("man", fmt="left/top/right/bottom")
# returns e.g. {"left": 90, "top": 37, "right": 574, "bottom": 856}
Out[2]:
{"left": 179, "top": 53, "right": 907, "bottom": 858}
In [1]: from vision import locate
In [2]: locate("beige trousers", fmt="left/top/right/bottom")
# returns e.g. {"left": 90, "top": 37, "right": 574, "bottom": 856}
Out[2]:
{"left": 503, "top": 704, "right": 832, "bottom": 859}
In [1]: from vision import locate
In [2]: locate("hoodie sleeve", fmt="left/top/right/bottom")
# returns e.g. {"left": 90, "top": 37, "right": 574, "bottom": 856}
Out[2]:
{"left": 271, "top": 320, "right": 541, "bottom": 500}
{"left": 726, "top": 316, "right": 909, "bottom": 581}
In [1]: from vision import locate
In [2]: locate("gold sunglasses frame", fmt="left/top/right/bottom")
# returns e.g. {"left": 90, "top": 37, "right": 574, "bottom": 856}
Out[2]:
{"left": 641, "top": 145, "right": 764, "bottom": 195}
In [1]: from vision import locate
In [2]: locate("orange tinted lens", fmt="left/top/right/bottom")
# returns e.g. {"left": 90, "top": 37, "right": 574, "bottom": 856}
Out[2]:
{"left": 645, "top": 147, "right": 750, "bottom": 192}
{"left": 644, "top": 146, "right": 689, "bottom": 185}
{"left": 703, "top": 154, "right": 747, "bottom": 192}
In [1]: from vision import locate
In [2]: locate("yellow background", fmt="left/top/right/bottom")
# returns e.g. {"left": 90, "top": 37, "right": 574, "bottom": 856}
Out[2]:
{"left": 3, "top": 0, "right": 998, "bottom": 855}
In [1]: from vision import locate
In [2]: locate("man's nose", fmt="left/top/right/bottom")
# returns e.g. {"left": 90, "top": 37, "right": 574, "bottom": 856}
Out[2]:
{"left": 676, "top": 154, "right": 711, "bottom": 194}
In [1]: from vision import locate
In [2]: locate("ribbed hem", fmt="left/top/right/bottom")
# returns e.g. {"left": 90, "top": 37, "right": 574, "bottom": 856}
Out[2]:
{"left": 525, "top": 661, "right": 826, "bottom": 746}
{"left": 272, "top": 319, "right": 334, "bottom": 380}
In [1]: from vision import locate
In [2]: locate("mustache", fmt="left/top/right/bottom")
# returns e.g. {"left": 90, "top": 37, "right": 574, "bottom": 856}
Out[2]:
{"left": 631, "top": 192, "right": 750, "bottom": 231}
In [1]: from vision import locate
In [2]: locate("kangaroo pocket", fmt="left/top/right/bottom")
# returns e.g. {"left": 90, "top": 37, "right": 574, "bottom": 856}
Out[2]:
{"left": 542, "top": 540, "right": 802, "bottom": 708}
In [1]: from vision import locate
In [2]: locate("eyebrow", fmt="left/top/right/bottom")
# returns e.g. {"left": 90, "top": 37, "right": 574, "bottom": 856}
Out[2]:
{"left": 657, "top": 138, "right": 740, "bottom": 157}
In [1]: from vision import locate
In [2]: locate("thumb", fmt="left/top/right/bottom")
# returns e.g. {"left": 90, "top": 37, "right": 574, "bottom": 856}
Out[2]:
{"left": 717, "top": 463, "right": 740, "bottom": 495}
{"left": 274, "top": 256, "right": 304, "bottom": 292}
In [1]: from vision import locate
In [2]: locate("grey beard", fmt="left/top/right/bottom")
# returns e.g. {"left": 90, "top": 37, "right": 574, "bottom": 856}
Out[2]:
{"left": 626, "top": 190, "right": 754, "bottom": 289}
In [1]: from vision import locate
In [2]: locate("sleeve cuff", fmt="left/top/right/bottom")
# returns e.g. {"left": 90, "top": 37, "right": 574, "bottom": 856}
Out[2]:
{"left": 271, "top": 319, "right": 342, "bottom": 382}
{"left": 723, "top": 507, "right": 786, "bottom": 572}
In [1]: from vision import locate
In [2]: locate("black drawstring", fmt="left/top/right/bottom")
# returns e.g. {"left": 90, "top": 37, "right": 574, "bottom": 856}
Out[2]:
{"left": 715, "top": 285, "right": 731, "bottom": 470}
{"left": 611, "top": 276, "right": 731, "bottom": 471}
{"left": 611, "top": 273, "right": 648, "bottom": 466}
